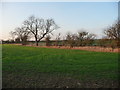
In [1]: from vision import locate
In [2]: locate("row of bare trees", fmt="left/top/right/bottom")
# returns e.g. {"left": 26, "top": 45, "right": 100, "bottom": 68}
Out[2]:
{"left": 44, "top": 20, "right": 120, "bottom": 50}
{"left": 9, "top": 16, "right": 120, "bottom": 49}
{"left": 10, "top": 16, "right": 59, "bottom": 46}
{"left": 44, "top": 31, "right": 96, "bottom": 48}
{"left": 64, "top": 31, "right": 96, "bottom": 48}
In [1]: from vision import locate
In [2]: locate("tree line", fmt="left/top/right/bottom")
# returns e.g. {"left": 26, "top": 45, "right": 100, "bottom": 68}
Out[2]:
{"left": 7, "top": 16, "right": 120, "bottom": 50}
{"left": 10, "top": 16, "right": 59, "bottom": 46}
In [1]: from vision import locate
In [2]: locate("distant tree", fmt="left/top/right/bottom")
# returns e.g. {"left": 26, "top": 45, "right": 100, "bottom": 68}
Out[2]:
{"left": 98, "top": 37, "right": 108, "bottom": 47}
{"left": 12, "top": 26, "right": 30, "bottom": 45}
{"left": 55, "top": 33, "right": 61, "bottom": 46}
{"left": 76, "top": 31, "right": 96, "bottom": 46}
{"left": 22, "top": 35, "right": 29, "bottom": 45}
{"left": 85, "top": 33, "right": 96, "bottom": 46}
{"left": 9, "top": 31, "right": 15, "bottom": 42}
{"left": 23, "top": 16, "right": 59, "bottom": 46}
{"left": 66, "top": 32, "right": 76, "bottom": 48}
{"left": 109, "top": 40, "right": 118, "bottom": 51}
{"left": 66, "top": 32, "right": 72, "bottom": 47}
{"left": 61, "top": 36, "right": 66, "bottom": 46}
{"left": 104, "top": 20, "right": 120, "bottom": 48}
{"left": 15, "top": 37, "right": 21, "bottom": 43}
{"left": 9, "top": 39, "right": 14, "bottom": 43}
{"left": 76, "top": 31, "right": 88, "bottom": 46}
{"left": 104, "top": 20, "right": 120, "bottom": 40}
{"left": 99, "top": 37, "right": 118, "bottom": 51}
{"left": 45, "top": 35, "right": 51, "bottom": 46}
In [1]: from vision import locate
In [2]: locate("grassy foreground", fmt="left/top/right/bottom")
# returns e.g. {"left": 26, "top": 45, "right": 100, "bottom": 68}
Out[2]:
{"left": 2, "top": 44, "right": 119, "bottom": 88}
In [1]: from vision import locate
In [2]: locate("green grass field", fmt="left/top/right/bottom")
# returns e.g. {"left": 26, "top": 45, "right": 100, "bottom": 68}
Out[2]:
{"left": 2, "top": 44, "right": 119, "bottom": 88}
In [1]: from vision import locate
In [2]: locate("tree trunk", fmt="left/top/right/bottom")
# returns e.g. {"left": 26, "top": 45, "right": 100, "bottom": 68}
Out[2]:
{"left": 21, "top": 38, "right": 25, "bottom": 45}
{"left": 35, "top": 37, "right": 38, "bottom": 46}
{"left": 36, "top": 41, "right": 38, "bottom": 46}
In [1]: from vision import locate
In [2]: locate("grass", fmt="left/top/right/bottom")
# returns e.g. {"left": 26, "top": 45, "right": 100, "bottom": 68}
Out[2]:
{"left": 2, "top": 44, "right": 119, "bottom": 88}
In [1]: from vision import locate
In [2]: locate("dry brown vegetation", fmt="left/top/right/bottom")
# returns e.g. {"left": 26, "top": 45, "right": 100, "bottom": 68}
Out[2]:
{"left": 31, "top": 46, "right": 119, "bottom": 53}
{"left": 13, "top": 44, "right": 119, "bottom": 53}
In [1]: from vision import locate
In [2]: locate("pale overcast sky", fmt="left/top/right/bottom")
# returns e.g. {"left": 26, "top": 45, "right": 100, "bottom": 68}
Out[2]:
{"left": 1, "top": 2, "right": 118, "bottom": 40}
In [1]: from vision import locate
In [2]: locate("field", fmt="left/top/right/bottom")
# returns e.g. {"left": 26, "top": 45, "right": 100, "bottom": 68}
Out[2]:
{"left": 2, "top": 44, "right": 119, "bottom": 88}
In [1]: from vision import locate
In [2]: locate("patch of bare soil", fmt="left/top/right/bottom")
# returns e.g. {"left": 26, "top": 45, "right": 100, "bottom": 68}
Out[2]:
{"left": 3, "top": 73, "right": 118, "bottom": 88}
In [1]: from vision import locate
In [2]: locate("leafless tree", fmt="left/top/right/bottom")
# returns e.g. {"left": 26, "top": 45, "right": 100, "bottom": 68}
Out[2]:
{"left": 98, "top": 37, "right": 117, "bottom": 51}
{"left": 66, "top": 32, "right": 72, "bottom": 46}
{"left": 109, "top": 40, "right": 118, "bottom": 51}
{"left": 104, "top": 20, "right": 120, "bottom": 40}
{"left": 15, "top": 37, "right": 21, "bottom": 43}
{"left": 104, "top": 20, "right": 120, "bottom": 48}
{"left": 76, "top": 31, "right": 88, "bottom": 46}
{"left": 61, "top": 36, "right": 66, "bottom": 46}
{"left": 9, "top": 31, "right": 16, "bottom": 42}
{"left": 66, "top": 32, "right": 76, "bottom": 48}
{"left": 76, "top": 31, "right": 96, "bottom": 46}
{"left": 12, "top": 26, "right": 30, "bottom": 45}
{"left": 85, "top": 33, "right": 96, "bottom": 46}
{"left": 55, "top": 33, "right": 61, "bottom": 46}
{"left": 98, "top": 37, "right": 108, "bottom": 47}
{"left": 45, "top": 35, "right": 51, "bottom": 46}
{"left": 23, "top": 16, "right": 59, "bottom": 46}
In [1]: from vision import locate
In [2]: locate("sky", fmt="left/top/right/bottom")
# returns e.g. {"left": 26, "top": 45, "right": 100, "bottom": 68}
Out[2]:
{"left": 0, "top": 2, "right": 118, "bottom": 40}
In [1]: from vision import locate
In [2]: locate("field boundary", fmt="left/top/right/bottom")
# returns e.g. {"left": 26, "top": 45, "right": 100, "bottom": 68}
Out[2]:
{"left": 7, "top": 44, "right": 120, "bottom": 53}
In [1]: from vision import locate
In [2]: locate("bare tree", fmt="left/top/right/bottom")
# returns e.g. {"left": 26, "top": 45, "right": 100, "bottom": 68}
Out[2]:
{"left": 85, "top": 33, "right": 96, "bottom": 46}
{"left": 109, "top": 40, "right": 118, "bottom": 51}
{"left": 15, "top": 37, "right": 21, "bottom": 43}
{"left": 9, "top": 31, "right": 16, "bottom": 42}
{"left": 104, "top": 20, "right": 120, "bottom": 48}
{"left": 76, "top": 31, "right": 88, "bottom": 46}
{"left": 98, "top": 37, "right": 108, "bottom": 47}
{"left": 66, "top": 32, "right": 76, "bottom": 48}
{"left": 76, "top": 31, "right": 96, "bottom": 46}
{"left": 55, "top": 33, "right": 61, "bottom": 46}
{"left": 66, "top": 32, "right": 72, "bottom": 46}
{"left": 12, "top": 26, "right": 30, "bottom": 45}
{"left": 45, "top": 35, "right": 51, "bottom": 46}
{"left": 104, "top": 20, "right": 120, "bottom": 40}
{"left": 23, "top": 16, "right": 59, "bottom": 46}
{"left": 61, "top": 36, "right": 66, "bottom": 46}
